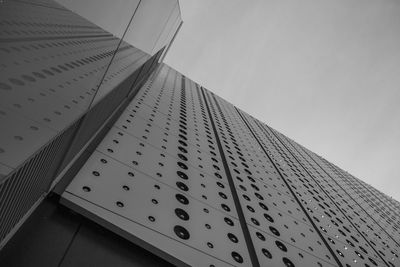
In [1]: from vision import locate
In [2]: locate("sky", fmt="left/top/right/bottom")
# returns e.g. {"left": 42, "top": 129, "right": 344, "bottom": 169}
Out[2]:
{"left": 164, "top": 0, "right": 400, "bottom": 202}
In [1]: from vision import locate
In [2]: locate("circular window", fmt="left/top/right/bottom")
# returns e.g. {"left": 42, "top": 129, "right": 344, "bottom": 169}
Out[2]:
{"left": 174, "top": 225, "right": 190, "bottom": 240}
{"left": 175, "top": 208, "right": 189, "bottom": 221}
{"left": 262, "top": 248, "right": 272, "bottom": 259}
{"left": 176, "top": 193, "right": 189, "bottom": 205}
{"left": 231, "top": 251, "right": 243, "bottom": 263}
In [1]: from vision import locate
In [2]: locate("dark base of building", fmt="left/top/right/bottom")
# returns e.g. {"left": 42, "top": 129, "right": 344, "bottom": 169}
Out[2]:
{"left": 0, "top": 194, "right": 172, "bottom": 267}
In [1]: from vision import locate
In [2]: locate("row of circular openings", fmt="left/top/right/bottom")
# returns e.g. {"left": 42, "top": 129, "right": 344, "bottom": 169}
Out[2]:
{"left": 0, "top": 54, "right": 125, "bottom": 153}
{"left": 0, "top": 26, "right": 106, "bottom": 37}
{"left": 328, "top": 233, "right": 392, "bottom": 266}
{"left": 0, "top": 19, "right": 101, "bottom": 30}
{"left": 150, "top": 78, "right": 354, "bottom": 264}
{"left": 306, "top": 169, "right": 398, "bottom": 254}
{"left": 0, "top": 107, "right": 41, "bottom": 144}
{"left": 256, "top": 149, "right": 366, "bottom": 234}
{"left": 335, "top": 247, "right": 381, "bottom": 267}
{"left": 207, "top": 102, "right": 336, "bottom": 265}
{"left": 211, "top": 119, "right": 300, "bottom": 216}
{"left": 247, "top": 199, "right": 333, "bottom": 260}
{"left": 243, "top": 180, "right": 307, "bottom": 218}
{"left": 206, "top": 86, "right": 346, "bottom": 266}
{"left": 176, "top": 100, "right": 232, "bottom": 211}
{"left": 1, "top": 77, "right": 91, "bottom": 123}
{"left": 313, "top": 207, "right": 379, "bottom": 251}
{"left": 241, "top": 181, "right": 300, "bottom": 209}
{"left": 8, "top": 42, "right": 131, "bottom": 74}
{"left": 82, "top": 173, "right": 245, "bottom": 264}
{"left": 0, "top": 16, "right": 106, "bottom": 36}
{"left": 0, "top": 50, "right": 115, "bottom": 87}
{"left": 129, "top": 107, "right": 219, "bottom": 161}
{"left": 0, "top": 50, "right": 136, "bottom": 112}
{"left": 147, "top": 97, "right": 210, "bottom": 127}
{"left": 132, "top": 99, "right": 207, "bottom": 128}
{"left": 206, "top": 104, "right": 299, "bottom": 266}
{"left": 178, "top": 95, "right": 224, "bottom": 172}
{"left": 122, "top": 114, "right": 208, "bottom": 154}
{"left": 197, "top": 77, "right": 400, "bottom": 266}
{"left": 96, "top": 143, "right": 232, "bottom": 207}
{"left": 249, "top": 124, "right": 389, "bottom": 265}
{"left": 223, "top": 134, "right": 279, "bottom": 172}
{"left": 0, "top": 37, "right": 117, "bottom": 56}
{"left": 214, "top": 123, "right": 316, "bottom": 223}
{"left": 212, "top": 108, "right": 272, "bottom": 172}
{"left": 139, "top": 96, "right": 212, "bottom": 133}
{"left": 112, "top": 119, "right": 221, "bottom": 174}
{"left": 122, "top": 110, "right": 216, "bottom": 158}
{"left": 222, "top": 104, "right": 359, "bottom": 267}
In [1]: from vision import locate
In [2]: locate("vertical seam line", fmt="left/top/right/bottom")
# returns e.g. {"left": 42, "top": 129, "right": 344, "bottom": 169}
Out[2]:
{"left": 200, "top": 87, "right": 260, "bottom": 267}
{"left": 235, "top": 108, "right": 343, "bottom": 267}
{"left": 262, "top": 122, "right": 389, "bottom": 266}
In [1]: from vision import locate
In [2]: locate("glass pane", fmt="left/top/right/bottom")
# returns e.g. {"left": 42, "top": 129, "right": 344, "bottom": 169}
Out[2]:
{"left": 123, "top": 0, "right": 179, "bottom": 55}
{"left": 91, "top": 0, "right": 181, "bottom": 105}
{"left": 0, "top": 0, "right": 138, "bottom": 174}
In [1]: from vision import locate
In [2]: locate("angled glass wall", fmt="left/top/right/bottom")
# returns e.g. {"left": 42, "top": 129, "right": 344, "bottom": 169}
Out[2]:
{"left": 0, "top": 0, "right": 181, "bottom": 248}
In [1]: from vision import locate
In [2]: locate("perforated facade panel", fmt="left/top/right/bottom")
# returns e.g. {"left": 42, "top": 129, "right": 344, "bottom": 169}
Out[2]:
{"left": 62, "top": 64, "right": 400, "bottom": 267}
{"left": 0, "top": 0, "right": 180, "bottom": 249}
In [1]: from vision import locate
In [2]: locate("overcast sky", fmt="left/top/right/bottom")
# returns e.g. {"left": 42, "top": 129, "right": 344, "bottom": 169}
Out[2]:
{"left": 165, "top": 0, "right": 400, "bottom": 202}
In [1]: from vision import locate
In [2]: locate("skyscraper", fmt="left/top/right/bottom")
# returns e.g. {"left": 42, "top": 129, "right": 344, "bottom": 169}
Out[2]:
{"left": 0, "top": 1, "right": 399, "bottom": 267}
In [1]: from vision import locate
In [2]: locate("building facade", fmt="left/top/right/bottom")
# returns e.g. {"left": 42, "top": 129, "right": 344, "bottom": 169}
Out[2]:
{"left": 0, "top": 1, "right": 399, "bottom": 267}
